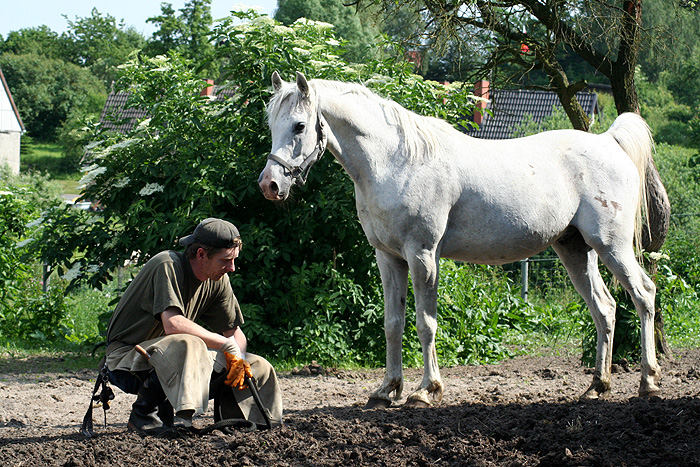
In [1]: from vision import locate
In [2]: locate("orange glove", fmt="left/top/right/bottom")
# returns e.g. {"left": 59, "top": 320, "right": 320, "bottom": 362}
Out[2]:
{"left": 224, "top": 352, "right": 253, "bottom": 390}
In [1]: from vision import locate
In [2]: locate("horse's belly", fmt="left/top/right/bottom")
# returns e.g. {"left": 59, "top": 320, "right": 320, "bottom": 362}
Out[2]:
{"left": 441, "top": 239, "right": 551, "bottom": 264}
{"left": 439, "top": 217, "right": 570, "bottom": 264}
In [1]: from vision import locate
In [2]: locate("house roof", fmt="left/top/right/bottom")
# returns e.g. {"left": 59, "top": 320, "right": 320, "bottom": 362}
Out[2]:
{"left": 466, "top": 89, "right": 599, "bottom": 139}
{"left": 0, "top": 66, "right": 25, "bottom": 132}
{"left": 99, "top": 86, "right": 236, "bottom": 133}
{"left": 99, "top": 91, "right": 149, "bottom": 133}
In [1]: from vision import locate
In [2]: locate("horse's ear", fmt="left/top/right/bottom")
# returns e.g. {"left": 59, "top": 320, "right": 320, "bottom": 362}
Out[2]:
{"left": 296, "top": 71, "right": 310, "bottom": 98}
{"left": 271, "top": 71, "right": 283, "bottom": 92}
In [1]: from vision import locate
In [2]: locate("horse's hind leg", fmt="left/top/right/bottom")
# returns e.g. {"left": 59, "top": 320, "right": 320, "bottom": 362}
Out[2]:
{"left": 553, "top": 230, "right": 617, "bottom": 399}
{"left": 596, "top": 245, "right": 661, "bottom": 397}
{"left": 404, "top": 245, "right": 443, "bottom": 407}
{"left": 366, "top": 249, "right": 409, "bottom": 409}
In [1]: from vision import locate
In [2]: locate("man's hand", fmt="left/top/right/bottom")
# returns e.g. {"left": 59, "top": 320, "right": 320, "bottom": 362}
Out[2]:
{"left": 224, "top": 352, "right": 253, "bottom": 390}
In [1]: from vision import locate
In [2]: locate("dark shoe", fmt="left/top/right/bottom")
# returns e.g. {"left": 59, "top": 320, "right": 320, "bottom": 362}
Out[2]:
{"left": 157, "top": 400, "right": 174, "bottom": 428}
{"left": 127, "top": 371, "right": 169, "bottom": 435}
{"left": 173, "top": 409, "right": 194, "bottom": 428}
{"left": 127, "top": 407, "right": 164, "bottom": 434}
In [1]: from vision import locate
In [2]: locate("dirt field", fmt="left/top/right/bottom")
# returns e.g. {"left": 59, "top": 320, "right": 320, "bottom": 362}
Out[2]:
{"left": 1, "top": 348, "right": 699, "bottom": 466}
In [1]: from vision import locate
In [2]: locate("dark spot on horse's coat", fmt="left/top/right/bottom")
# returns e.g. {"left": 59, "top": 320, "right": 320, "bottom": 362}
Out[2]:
{"left": 594, "top": 196, "right": 608, "bottom": 208}
{"left": 611, "top": 201, "right": 621, "bottom": 211}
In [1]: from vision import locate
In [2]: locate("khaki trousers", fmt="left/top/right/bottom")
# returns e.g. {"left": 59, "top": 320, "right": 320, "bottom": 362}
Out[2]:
{"left": 107, "top": 334, "right": 283, "bottom": 426}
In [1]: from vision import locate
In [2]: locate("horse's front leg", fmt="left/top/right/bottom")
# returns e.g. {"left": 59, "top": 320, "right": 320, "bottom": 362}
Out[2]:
{"left": 405, "top": 247, "right": 443, "bottom": 407}
{"left": 366, "top": 249, "right": 409, "bottom": 409}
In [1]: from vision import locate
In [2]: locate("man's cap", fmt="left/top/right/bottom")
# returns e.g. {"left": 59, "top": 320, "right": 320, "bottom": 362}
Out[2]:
{"left": 179, "top": 218, "right": 241, "bottom": 248}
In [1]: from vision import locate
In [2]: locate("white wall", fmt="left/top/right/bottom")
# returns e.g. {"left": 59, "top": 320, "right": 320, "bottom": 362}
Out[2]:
{"left": 0, "top": 78, "right": 22, "bottom": 174}
{"left": 0, "top": 132, "right": 20, "bottom": 174}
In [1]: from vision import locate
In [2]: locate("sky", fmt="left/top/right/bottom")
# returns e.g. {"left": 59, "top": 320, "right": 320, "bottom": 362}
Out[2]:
{"left": 0, "top": 0, "right": 278, "bottom": 38}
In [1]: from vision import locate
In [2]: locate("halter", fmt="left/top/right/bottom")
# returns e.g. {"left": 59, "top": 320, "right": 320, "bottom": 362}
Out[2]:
{"left": 267, "top": 113, "right": 327, "bottom": 186}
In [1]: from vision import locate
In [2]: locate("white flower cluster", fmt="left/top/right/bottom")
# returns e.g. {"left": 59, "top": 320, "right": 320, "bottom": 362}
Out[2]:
{"left": 139, "top": 183, "right": 165, "bottom": 196}
{"left": 648, "top": 251, "right": 670, "bottom": 261}
{"left": 79, "top": 164, "right": 107, "bottom": 188}
{"left": 112, "top": 177, "right": 131, "bottom": 189}
{"left": 15, "top": 238, "right": 34, "bottom": 248}
{"left": 293, "top": 18, "right": 334, "bottom": 30}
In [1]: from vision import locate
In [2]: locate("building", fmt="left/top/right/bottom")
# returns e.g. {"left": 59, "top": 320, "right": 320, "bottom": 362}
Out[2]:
{"left": 100, "top": 80, "right": 235, "bottom": 133}
{"left": 0, "top": 67, "right": 25, "bottom": 174}
{"left": 466, "top": 80, "right": 600, "bottom": 139}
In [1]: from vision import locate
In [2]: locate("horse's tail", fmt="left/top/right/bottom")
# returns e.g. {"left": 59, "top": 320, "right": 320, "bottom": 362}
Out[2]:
{"left": 605, "top": 112, "right": 670, "bottom": 253}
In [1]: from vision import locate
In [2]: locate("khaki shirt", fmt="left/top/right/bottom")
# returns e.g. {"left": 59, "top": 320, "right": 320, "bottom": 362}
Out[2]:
{"left": 105, "top": 250, "right": 243, "bottom": 369}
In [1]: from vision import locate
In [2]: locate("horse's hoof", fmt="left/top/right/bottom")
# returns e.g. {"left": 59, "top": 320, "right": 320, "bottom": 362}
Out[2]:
{"left": 639, "top": 386, "right": 661, "bottom": 398}
{"left": 579, "top": 388, "right": 611, "bottom": 400}
{"left": 579, "top": 376, "right": 610, "bottom": 401}
{"left": 404, "top": 398, "right": 430, "bottom": 408}
{"left": 364, "top": 397, "right": 391, "bottom": 410}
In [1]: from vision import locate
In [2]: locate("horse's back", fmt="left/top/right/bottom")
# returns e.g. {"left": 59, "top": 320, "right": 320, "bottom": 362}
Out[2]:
{"left": 435, "top": 128, "right": 638, "bottom": 263}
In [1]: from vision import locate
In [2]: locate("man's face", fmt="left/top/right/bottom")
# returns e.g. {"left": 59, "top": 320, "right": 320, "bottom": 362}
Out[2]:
{"left": 199, "top": 246, "right": 239, "bottom": 281}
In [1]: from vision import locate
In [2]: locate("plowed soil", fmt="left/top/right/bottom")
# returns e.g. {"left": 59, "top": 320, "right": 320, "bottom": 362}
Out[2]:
{"left": 1, "top": 349, "right": 699, "bottom": 466}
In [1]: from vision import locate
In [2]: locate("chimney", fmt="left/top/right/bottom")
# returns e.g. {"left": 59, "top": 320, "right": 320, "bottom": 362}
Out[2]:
{"left": 473, "top": 80, "right": 490, "bottom": 125}
{"left": 405, "top": 50, "right": 422, "bottom": 71}
{"left": 200, "top": 79, "right": 215, "bottom": 97}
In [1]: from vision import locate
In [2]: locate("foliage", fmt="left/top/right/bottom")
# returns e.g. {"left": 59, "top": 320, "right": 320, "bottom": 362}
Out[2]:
{"left": 654, "top": 144, "right": 700, "bottom": 286}
{"left": 0, "top": 169, "right": 68, "bottom": 342}
{"left": 0, "top": 26, "right": 70, "bottom": 60}
{"left": 62, "top": 8, "right": 145, "bottom": 85}
{"left": 511, "top": 105, "right": 573, "bottom": 138}
{"left": 33, "top": 12, "right": 481, "bottom": 365}
{"left": 638, "top": 71, "right": 699, "bottom": 147}
{"left": 637, "top": 0, "right": 700, "bottom": 82}
{"left": 275, "top": 0, "right": 382, "bottom": 62}
{"left": 430, "top": 261, "right": 532, "bottom": 366}
{"left": 0, "top": 52, "right": 106, "bottom": 140}
{"left": 144, "top": 0, "right": 217, "bottom": 75}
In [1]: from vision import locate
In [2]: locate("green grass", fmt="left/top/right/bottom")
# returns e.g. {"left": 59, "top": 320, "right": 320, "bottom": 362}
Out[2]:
{"left": 20, "top": 141, "right": 82, "bottom": 194}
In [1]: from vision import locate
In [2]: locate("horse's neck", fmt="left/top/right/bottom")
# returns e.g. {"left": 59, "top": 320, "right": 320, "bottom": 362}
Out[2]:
{"left": 315, "top": 85, "right": 402, "bottom": 185}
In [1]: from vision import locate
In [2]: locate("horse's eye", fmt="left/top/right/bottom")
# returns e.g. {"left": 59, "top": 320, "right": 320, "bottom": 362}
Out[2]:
{"left": 293, "top": 122, "right": 305, "bottom": 134}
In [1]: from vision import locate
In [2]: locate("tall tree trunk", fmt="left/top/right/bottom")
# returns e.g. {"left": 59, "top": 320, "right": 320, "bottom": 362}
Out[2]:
{"left": 612, "top": 0, "right": 643, "bottom": 113}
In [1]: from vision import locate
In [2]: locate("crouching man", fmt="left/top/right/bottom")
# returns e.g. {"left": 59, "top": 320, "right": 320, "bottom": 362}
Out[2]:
{"left": 104, "top": 218, "right": 283, "bottom": 433}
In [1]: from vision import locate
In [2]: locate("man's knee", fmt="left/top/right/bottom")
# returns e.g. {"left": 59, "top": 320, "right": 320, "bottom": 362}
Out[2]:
{"left": 155, "top": 333, "right": 208, "bottom": 359}
{"left": 247, "top": 353, "right": 276, "bottom": 381}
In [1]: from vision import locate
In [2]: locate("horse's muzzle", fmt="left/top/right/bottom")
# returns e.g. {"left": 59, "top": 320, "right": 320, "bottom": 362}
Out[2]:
{"left": 258, "top": 169, "right": 287, "bottom": 201}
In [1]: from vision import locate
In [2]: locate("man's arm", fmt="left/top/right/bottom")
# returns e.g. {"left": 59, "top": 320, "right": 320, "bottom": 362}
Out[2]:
{"left": 223, "top": 326, "right": 247, "bottom": 357}
{"left": 161, "top": 307, "right": 242, "bottom": 352}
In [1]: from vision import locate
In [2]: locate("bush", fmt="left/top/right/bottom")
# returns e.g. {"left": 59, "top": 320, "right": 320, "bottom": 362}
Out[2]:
{"left": 0, "top": 169, "right": 68, "bottom": 342}
{"left": 34, "top": 12, "right": 480, "bottom": 366}
{"left": 431, "top": 260, "right": 531, "bottom": 366}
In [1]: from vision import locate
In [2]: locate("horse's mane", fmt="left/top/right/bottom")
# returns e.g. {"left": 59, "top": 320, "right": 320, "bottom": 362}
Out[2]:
{"left": 267, "top": 78, "right": 457, "bottom": 163}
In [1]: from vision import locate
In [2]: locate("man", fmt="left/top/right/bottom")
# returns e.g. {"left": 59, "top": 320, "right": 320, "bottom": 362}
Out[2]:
{"left": 104, "top": 218, "right": 283, "bottom": 433}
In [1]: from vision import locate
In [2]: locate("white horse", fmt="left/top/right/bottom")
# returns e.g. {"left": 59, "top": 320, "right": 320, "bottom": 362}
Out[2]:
{"left": 258, "top": 71, "right": 664, "bottom": 408}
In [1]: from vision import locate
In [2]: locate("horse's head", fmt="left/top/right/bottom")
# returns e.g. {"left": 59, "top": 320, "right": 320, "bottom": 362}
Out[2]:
{"left": 258, "top": 71, "right": 327, "bottom": 201}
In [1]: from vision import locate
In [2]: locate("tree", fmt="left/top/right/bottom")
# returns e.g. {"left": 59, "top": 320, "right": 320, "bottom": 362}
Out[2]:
{"left": 0, "top": 26, "right": 69, "bottom": 60}
{"left": 275, "top": 0, "right": 382, "bottom": 61}
{"left": 360, "top": 0, "right": 671, "bottom": 248}
{"left": 62, "top": 8, "right": 145, "bottom": 85}
{"left": 144, "top": 0, "right": 216, "bottom": 74}
{"left": 145, "top": 3, "right": 185, "bottom": 56}
{"left": 0, "top": 53, "right": 106, "bottom": 140}
{"left": 637, "top": 0, "right": 700, "bottom": 82}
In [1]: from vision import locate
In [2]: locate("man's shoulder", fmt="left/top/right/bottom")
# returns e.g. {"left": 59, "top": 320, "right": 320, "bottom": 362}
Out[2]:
{"left": 143, "top": 250, "right": 185, "bottom": 272}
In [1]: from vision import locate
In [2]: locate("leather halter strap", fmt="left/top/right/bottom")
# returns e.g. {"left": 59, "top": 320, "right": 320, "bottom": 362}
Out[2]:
{"left": 267, "top": 114, "right": 327, "bottom": 186}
